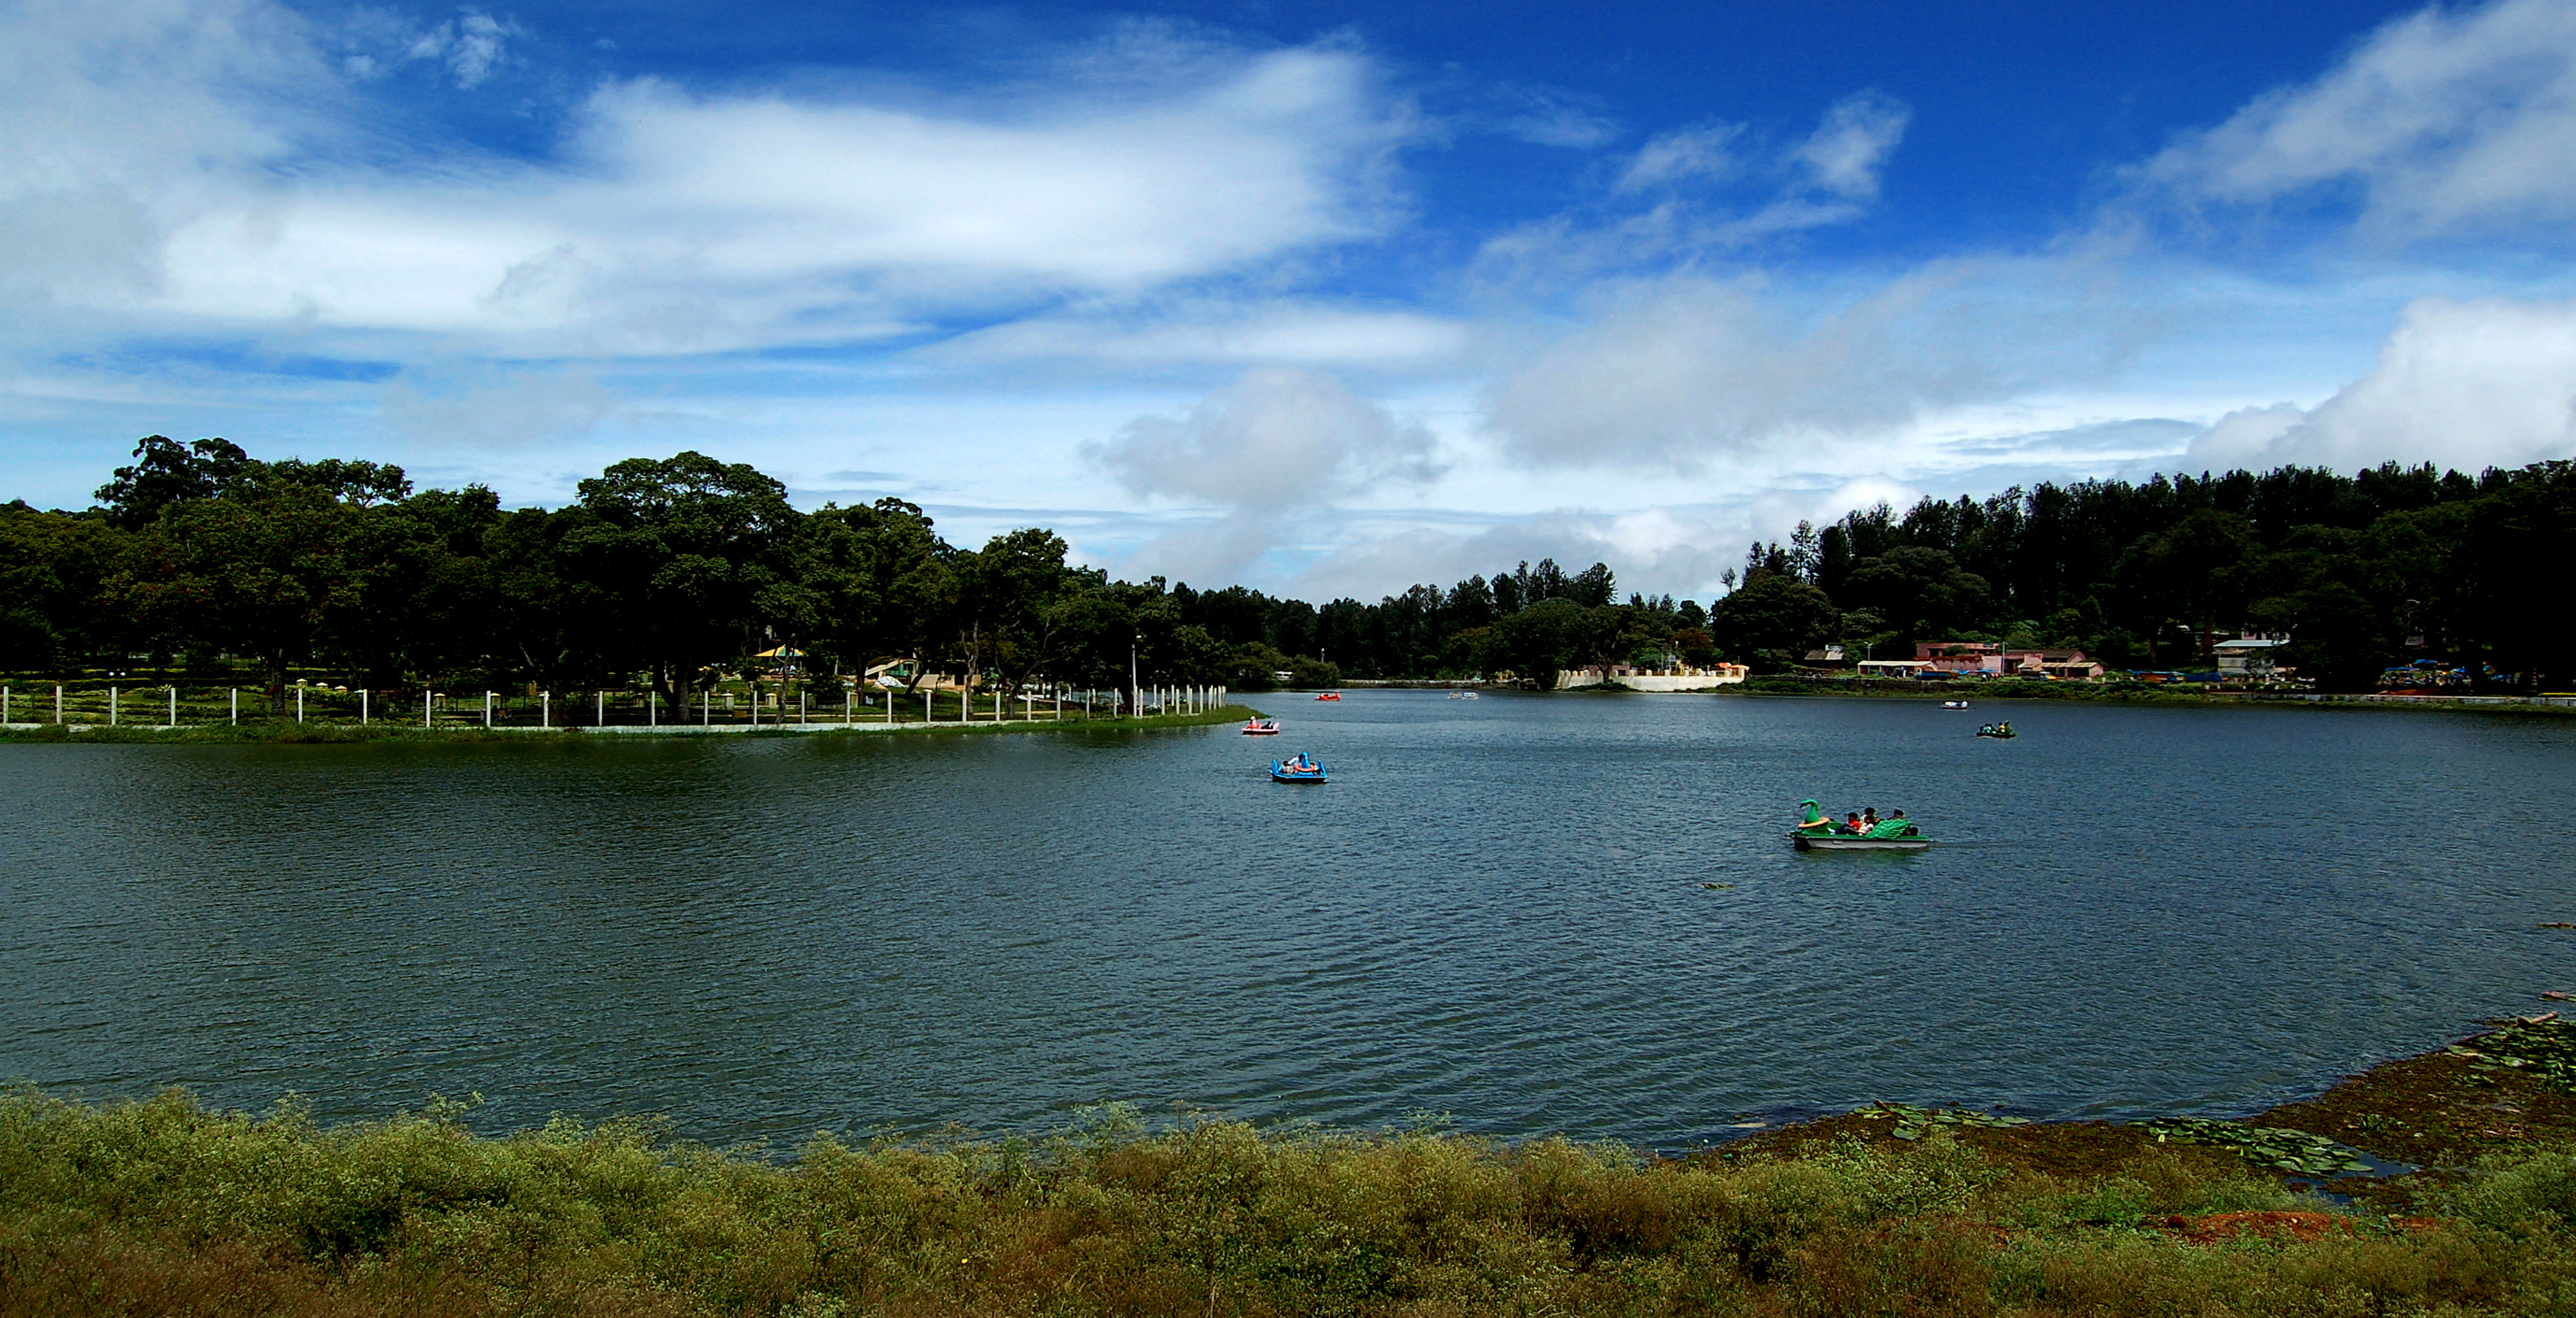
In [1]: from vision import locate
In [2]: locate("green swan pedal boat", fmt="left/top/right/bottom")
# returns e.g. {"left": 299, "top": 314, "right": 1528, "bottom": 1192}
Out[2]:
{"left": 1790, "top": 800, "right": 1934, "bottom": 851}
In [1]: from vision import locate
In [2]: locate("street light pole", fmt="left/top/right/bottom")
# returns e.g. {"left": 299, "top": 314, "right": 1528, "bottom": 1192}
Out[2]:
{"left": 1130, "top": 634, "right": 1141, "bottom": 719}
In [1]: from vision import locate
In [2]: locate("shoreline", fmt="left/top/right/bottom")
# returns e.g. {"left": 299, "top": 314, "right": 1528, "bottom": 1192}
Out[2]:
{"left": 0, "top": 703, "right": 1263, "bottom": 744}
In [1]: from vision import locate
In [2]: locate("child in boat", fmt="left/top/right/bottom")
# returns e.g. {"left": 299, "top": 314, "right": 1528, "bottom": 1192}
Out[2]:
{"left": 1843, "top": 812, "right": 1865, "bottom": 835}
{"left": 1861, "top": 808, "right": 1880, "bottom": 832}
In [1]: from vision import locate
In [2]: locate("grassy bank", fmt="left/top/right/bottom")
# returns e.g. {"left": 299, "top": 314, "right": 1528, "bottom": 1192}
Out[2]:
{"left": 10, "top": 1029, "right": 2576, "bottom": 1316}
{"left": 0, "top": 705, "right": 1261, "bottom": 746}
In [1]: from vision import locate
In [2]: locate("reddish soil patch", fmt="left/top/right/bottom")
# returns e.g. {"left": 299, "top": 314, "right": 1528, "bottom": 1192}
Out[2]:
{"left": 2164, "top": 1211, "right": 2356, "bottom": 1244}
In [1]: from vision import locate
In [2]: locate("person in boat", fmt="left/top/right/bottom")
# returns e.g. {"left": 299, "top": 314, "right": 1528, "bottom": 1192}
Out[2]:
{"left": 1795, "top": 800, "right": 1837, "bottom": 835}
{"left": 1861, "top": 808, "right": 1880, "bottom": 832}
{"left": 1865, "top": 809, "right": 1913, "bottom": 839}
{"left": 1843, "top": 811, "right": 1865, "bottom": 835}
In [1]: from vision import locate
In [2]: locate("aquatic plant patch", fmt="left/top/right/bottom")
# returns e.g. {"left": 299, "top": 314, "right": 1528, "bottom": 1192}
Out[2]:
{"left": 2136, "top": 1117, "right": 2373, "bottom": 1175}
{"left": 2454, "top": 1017, "right": 2576, "bottom": 1089}
{"left": 1861, "top": 1103, "right": 2033, "bottom": 1141}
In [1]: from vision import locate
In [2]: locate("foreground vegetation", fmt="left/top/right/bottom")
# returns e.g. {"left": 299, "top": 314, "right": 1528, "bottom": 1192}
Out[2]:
{"left": 10, "top": 1035, "right": 2576, "bottom": 1318}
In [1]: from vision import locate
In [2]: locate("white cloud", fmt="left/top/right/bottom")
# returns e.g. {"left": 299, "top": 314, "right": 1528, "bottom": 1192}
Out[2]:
{"left": 1092, "top": 368, "right": 1440, "bottom": 506}
{"left": 1616, "top": 123, "right": 1744, "bottom": 192}
{"left": 2140, "top": 0, "right": 2576, "bottom": 235}
{"left": 2180, "top": 402, "right": 2309, "bottom": 470}
{"left": 1283, "top": 504, "right": 1761, "bottom": 603}
{"left": 1476, "top": 92, "right": 1912, "bottom": 290}
{"left": 1493, "top": 87, "right": 1621, "bottom": 149}
{"left": 0, "top": 2, "right": 1413, "bottom": 356}
{"left": 1087, "top": 369, "right": 1443, "bottom": 582}
{"left": 2183, "top": 295, "right": 2576, "bottom": 471}
{"left": 924, "top": 304, "right": 1469, "bottom": 370}
{"left": 380, "top": 366, "right": 624, "bottom": 449}
{"left": 1478, "top": 269, "right": 2013, "bottom": 472}
{"left": 1792, "top": 91, "right": 1909, "bottom": 200}
{"left": 0, "top": 0, "right": 334, "bottom": 303}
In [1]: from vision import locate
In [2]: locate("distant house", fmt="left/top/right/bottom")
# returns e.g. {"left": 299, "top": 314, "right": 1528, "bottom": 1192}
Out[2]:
{"left": 2214, "top": 636, "right": 2292, "bottom": 680}
{"left": 1801, "top": 644, "right": 1852, "bottom": 668}
{"left": 1909, "top": 640, "right": 2102, "bottom": 680}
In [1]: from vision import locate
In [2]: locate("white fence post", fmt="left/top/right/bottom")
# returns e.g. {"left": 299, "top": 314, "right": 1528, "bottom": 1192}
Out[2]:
{"left": 361, "top": 689, "right": 368, "bottom": 723}
{"left": 110, "top": 686, "right": 118, "bottom": 726}
{"left": 230, "top": 688, "right": 237, "bottom": 724}
{"left": 168, "top": 685, "right": 176, "bottom": 727}
{"left": 424, "top": 691, "right": 432, "bottom": 727}
{"left": 296, "top": 684, "right": 304, "bottom": 723}
{"left": 542, "top": 691, "right": 550, "bottom": 728}
{"left": 56, "top": 684, "right": 63, "bottom": 724}
{"left": 597, "top": 690, "right": 604, "bottom": 727}
{"left": 484, "top": 692, "right": 493, "bottom": 727}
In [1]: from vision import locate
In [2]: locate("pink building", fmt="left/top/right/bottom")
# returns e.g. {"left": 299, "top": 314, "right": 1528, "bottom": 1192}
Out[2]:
{"left": 1908, "top": 641, "right": 2103, "bottom": 681}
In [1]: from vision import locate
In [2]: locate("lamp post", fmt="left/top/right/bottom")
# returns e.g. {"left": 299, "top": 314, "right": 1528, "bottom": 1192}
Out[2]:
{"left": 1130, "top": 634, "right": 1141, "bottom": 719}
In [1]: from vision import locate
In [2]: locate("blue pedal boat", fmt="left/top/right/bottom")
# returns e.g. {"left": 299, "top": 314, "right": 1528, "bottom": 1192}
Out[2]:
{"left": 1269, "top": 756, "right": 1328, "bottom": 782}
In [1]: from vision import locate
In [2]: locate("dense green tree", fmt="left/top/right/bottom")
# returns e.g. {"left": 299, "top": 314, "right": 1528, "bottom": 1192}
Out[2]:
{"left": 1709, "top": 573, "right": 1840, "bottom": 672}
{"left": 15, "top": 439, "right": 2576, "bottom": 698}
{"left": 94, "top": 436, "right": 250, "bottom": 530}
{"left": 562, "top": 452, "right": 802, "bottom": 709}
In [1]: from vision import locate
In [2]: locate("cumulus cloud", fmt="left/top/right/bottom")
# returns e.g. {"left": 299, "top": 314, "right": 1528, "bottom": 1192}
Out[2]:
{"left": 1284, "top": 502, "right": 1776, "bottom": 603}
{"left": 2183, "top": 296, "right": 2576, "bottom": 471}
{"left": 1479, "top": 270, "right": 2014, "bottom": 472}
{"left": 1087, "top": 369, "right": 1443, "bottom": 581}
{"left": 1093, "top": 369, "right": 1440, "bottom": 505}
{"left": 2140, "top": 0, "right": 2576, "bottom": 235}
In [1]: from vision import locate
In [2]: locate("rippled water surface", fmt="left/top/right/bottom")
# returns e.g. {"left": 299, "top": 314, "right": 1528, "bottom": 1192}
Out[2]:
{"left": 6, "top": 691, "right": 2575, "bottom": 1147}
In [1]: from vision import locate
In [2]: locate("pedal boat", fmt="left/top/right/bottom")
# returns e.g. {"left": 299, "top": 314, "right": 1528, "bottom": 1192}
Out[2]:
{"left": 1315, "top": 692, "right": 1342, "bottom": 701}
{"left": 1792, "top": 828, "right": 1931, "bottom": 852}
{"left": 1269, "top": 758, "right": 1328, "bottom": 782}
{"left": 1242, "top": 718, "right": 1281, "bottom": 735}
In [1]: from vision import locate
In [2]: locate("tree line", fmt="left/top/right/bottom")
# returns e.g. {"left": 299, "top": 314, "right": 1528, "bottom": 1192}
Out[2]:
{"left": 4, "top": 436, "right": 2570, "bottom": 696}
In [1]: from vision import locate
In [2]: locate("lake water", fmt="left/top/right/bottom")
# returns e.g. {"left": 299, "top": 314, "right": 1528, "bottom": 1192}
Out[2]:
{"left": 5, "top": 691, "right": 2574, "bottom": 1149}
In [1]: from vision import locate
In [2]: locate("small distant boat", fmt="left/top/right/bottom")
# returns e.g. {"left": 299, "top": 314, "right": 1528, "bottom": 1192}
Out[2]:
{"left": 1977, "top": 723, "right": 2016, "bottom": 738}
{"left": 1792, "top": 831, "right": 1931, "bottom": 852}
{"left": 1242, "top": 718, "right": 1281, "bottom": 735}
{"left": 1270, "top": 756, "right": 1328, "bottom": 782}
{"left": 1942, "top": 700, "right": 1970, "bottom": 710}
{"left": 1315, "top": 692, "right": 1342, "bottom": 701}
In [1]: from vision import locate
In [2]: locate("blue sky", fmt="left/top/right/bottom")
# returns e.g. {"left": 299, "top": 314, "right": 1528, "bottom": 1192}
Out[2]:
{"left": 8, "top": 0, "right": 2576, "bottom": 601}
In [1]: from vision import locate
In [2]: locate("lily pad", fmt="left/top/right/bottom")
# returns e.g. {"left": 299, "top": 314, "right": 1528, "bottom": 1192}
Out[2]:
{"left": 2135, "top": 1117, "right": 2372, "bottom": 1177}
